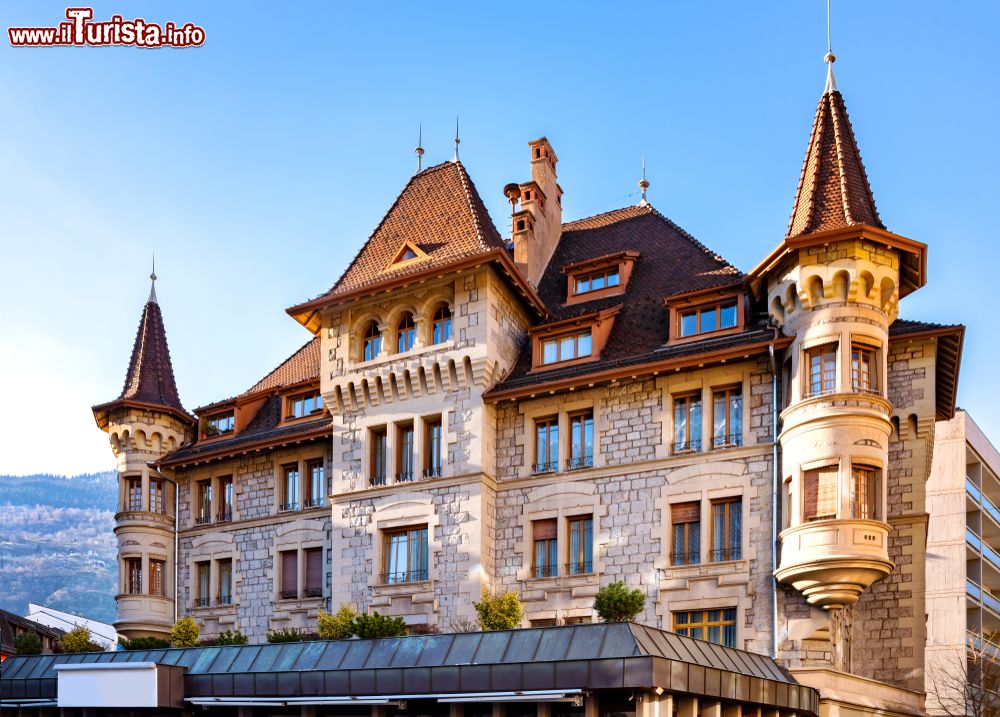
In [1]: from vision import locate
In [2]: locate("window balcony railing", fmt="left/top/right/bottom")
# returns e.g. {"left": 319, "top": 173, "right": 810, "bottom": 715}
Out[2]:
{"left": 851, "top": 384, "right": 882, "bottom": 396}
{"left": 216, "top": 510, "right": 232, "bottom": 523}
{"left": 423, "top": 467, "right": 443, "bottom": 479}
{"left": 396, "top": 471, "right": 414, "bottom": 483}
{"left": 806, "top": 387, "right": 838, "bottom": 399}
{"left": 566, "top": 561, "right": 594, "bottom": 576}
{"left": 303, "top": 586, "right": 323, "bottom": 598}
{"left": 567, "top": 455, "right": 594, "bottom": 470}
{"left": 533, "top": 461, "right": 558, "bottom": 475}
{"left": 127, "top": 499, "right": 143, "bottom": 512}
{"left": 280, "top": 589, "right": 298, "bottom": 600}
{"left": 532, "top": 564, "right": 558, "bottom": 579}
{"left": 371, "top": 475, "right": 388, "bottom": 487}
{"left": 194, "top": 597, "right": 210, "bottom": 608}
{"left": 710, "top": 547, "right": 743, "bottom": 562}
{"left": 279, "top": 502, "right": 299, "bottom": 512}
{"left": 968, "top": 527, "right": 983, "bottom": 551}
{"left": 380, "top": 569, "right": 429, "bottom": 584}
{"left": 712, "top": 434, "right": 743, "bottom": 450}
{"left": 216, "top": 594, "right": 232, "bottom": 606}
{"left": 195, "top": 515, "right": 212, "bottom": 526}
{"left": 671, "top": 552, "right": 700, "bottom": 566}
{"left": 303, "top": 498, "right": 325, "bottom": 509}
{"left": 673, "top": 440, "right": 702, "bottom": 454}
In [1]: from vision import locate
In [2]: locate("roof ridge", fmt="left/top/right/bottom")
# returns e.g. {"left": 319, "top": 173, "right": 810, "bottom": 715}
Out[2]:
{"left": 561, "top": 203, "right": 650, "bottom": 231}
{"left": 242, "top": 337, "right": 320, "bottom": 396}
{"left": 643, "top": 204, "right": 743, "bottom": 276}
{"left": 453, "top": 160, "right": 504, "bottom": 250}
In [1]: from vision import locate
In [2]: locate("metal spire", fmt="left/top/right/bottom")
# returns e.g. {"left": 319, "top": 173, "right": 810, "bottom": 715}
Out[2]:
{"left": 638, "top": 157, "right": 650, "bottom": 206}
{"left": 452, "top": 116, "right": 460, "bottom": 163}
{"left": 148, "top": 252, "right": 158, "bottom": 304}
{"left": 824, "top": 0, "right": 838, "bottom": 94}
{"left": 415, "top": 124, "right": 424, "bottom": 172}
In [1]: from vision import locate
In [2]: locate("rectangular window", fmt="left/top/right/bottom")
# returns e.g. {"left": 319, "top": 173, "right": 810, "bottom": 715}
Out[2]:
{"left": 287, "top": 390, "right": 324, "bottom": 419}
{"left": 851, "top": 465, "right": 880, "bottom": 520}
{"left": 851, "top": 344, "right": 877, "bottom": 393}
{"left": 196, "top": 561, "right": 210, "bottom": 607}
{"left": 126, "top": 477, "right": 142, "bottom": 512}
{"left": 204, "top": 412, "right": 235, "bottom": 436}
{"left": 568, "top": 411, "right": 594, "bottom": 469}
{"left": 217, "top": 476, "right": 233, "bottom": 521}
{"left": 540, "top": 330, "right": 593, "bottom": 365}
{"left": 563, "top": 616, "right": 593, "bottom": 625}
{"left": 671, "top": 502, "right": 701, "bottom": 565}
{"left": 371, "top": 426, "right": 388, "bottom": 486}
{"left": 281, "top": 464, "right": 299, "bottom": 511}
{"left": 807, "top": 344, "right": 838, "bottom": 396}
{"left": 149, "top": 559, "right": 166, "bottom": 597}
{"left": 530, "top": 618, "right": 558, "bottom": 628}
{"left": 125, "top": 557, "right": 142, "bottom": 595}
{"left": 397, "top": 422, "right": 415, "bottom": 482}
{"left": 574, "top": 267, "right": 620, "bottom": 295}
{"left": 712, "top": 387, "right": 742, "bottom": 448}
{"left": 149, "top": 479, "right": 165, "bottom": 514}
{"left": 280, "top": 550, "right": 298, "bottom": 600}
{"left": 673, "top": 393, "right": 703, "bottom": 452}
{"left": 196, "top": 480, "right": 212, "bottom": 524}
{"left": 217, "top": 558, "right": 232, "bottom": 605}
{"left": 804, "top": 465, "right": 839, "bottom": 521}
{"left": 567, "top": 515, "right": 593, "bottom": 575}
{"left": 678, "top": 302, "right": 738, "bottom": 338}
{"left": 533, "top": 518, "right": 558, "bottom": 578}
{"left": 424, "top": 416, "right": 443, "bottom": 478}
{"left": 383, "top": 526, "right": 429, "bottom": 583}
{"left": 711, "top": 498, "right": 742, "bottom": 562}
{"left": 534, "top": 417, "right": 559, "bottom": 473}
{"left": 304, "top": 547, "right": 323, "bottom": 597}
{"left": 673, "top": 608, "right": 737, "bottom": 647}
{"left": 306, "top": 460, "right": 325, "bottom": 508}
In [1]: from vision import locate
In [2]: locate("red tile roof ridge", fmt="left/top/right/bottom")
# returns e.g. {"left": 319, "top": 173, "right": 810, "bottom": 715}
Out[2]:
{"left": 242, "top": 337, "right": 321, "bottom": 396}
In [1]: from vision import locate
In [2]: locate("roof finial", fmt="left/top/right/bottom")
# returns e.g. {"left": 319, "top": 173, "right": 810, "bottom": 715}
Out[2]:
{"left": 824, "top": 0, "right": 838, "bottom": 94}
{"left": 415, "top": 124, "right": 425, "bottom": 172}
{"left": 148, "top": 252, "right": 158, "bottom": 304}
{"left": 638, "top": 156, "right": 650, "bottom": 206}
{"left": 452, "top": 116, "right": 460, "bottom": 163}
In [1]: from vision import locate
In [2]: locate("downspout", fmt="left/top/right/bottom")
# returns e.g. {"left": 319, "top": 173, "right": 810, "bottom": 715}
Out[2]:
{"left": 768, "top": 340, "right": 779, "bottom": 659}
{"left": 151, "top": 466, "right": 179, "bottom": 624}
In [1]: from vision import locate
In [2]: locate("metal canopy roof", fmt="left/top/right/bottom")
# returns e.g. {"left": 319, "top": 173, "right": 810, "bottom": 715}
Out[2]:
{"left": 1, "top": 623, "right": 817, "bottom": 714}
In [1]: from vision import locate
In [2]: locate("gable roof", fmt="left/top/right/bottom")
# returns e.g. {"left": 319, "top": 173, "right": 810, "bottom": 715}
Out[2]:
{"left": 92, "top": 285, "right": 191, "bottom": 427}
{"left": 243, "top": 338, "right": 320, "bottom": 396}
{"left": 786, "top": 72, "right": 884, "bottom": 237}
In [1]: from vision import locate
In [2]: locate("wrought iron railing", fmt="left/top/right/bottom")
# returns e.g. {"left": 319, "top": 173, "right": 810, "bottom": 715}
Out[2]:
{"left": 216, "top": 594, "right": 232, "bottom": 606}
{"left": 671, "top": 551, "right": 700, "bottom": 566}
{"left": 710, "top": 547, "right": 742, "bottom": 562}
{"left": 216, "top": 510, "right": 232, "bottom": 523}
{"left": 712, "top": 434, "right": 743, "bottom": 449}
{"left": 397, "top": 471, "right": 414, "bottom": 483}
{"left": 380, "top": 569, "right": 429, "bottom": 584}
{"left": 423, "top": 466, "right": 443, "bottom": 479}
{"left": 280, "top": 589, "right": 298, "bottom": 600}
{"left": 303, "top": 498, "right": 325, "bottom": 509}
{"left": 566, "top": 561, "right": 594, "bottom": 576}
{"left": 533, "top": 461, "right": 558, "bottom": 474}
{"left": 304, "top": 587, "right": 323, "bottom": 598}
{"left": 194, "top": 597, "right": 210, "bottom": 607}
{"left": 279, "top": 501, "right": 299, "bottom": 512}
{"left": 371, "top": 474, "right": 387, "bottom": 487}
{"left": 568, "top": 455, "right": 593, "bottom": 470}
{"left": 672, "top": 440, "right": 702, "bottom": 454}
{"left": 195, "top": 515, "right": 212, "bottom": 526}
{"left": 532, "top": 564, "right": 558, "bottom": 579}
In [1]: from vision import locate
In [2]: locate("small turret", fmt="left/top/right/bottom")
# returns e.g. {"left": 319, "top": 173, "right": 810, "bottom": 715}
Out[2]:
{"left": 92, "top": 271, "right": 194, "bottom": 639}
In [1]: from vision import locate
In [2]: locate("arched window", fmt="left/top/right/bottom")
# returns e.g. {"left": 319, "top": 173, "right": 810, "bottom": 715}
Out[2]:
{"left": 397, "top": 313, "right": 416, "bottom": 353}
{"left": 432, "top": 304, "right": 452, "bottom": 344}
{"left": 363, "top": 321, "right": 381, "bottom": 362}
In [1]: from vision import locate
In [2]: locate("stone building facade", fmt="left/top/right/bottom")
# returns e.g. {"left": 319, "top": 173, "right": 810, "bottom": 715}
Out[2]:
{"left": 92, "top": 56, "right": 965, "bottom": 717}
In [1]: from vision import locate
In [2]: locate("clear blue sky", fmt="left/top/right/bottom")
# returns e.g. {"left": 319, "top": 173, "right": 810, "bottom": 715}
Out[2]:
{"left": 0, "top": 1, "right": 996, "bottom": 475}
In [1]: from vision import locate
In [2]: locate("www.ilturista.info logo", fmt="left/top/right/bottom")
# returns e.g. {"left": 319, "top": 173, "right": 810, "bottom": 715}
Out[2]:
{"left": 8, "top": 8, "right": 205, "bottom": 48}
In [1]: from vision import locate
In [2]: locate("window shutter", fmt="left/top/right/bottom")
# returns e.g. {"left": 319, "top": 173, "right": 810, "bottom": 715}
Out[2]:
{"left": 804, "top": 467, "right": 838, "bottom": 519}
{"left": 671, "top": 501, "right": 700, "bottom": 525}
{"left": 281, "top": 551, "right": 298, "bottom": 596}
{"left": 533, "top": 518, "right": 557, "bottom": 541}
{"left": 305, "top": 548, "right": 323, "bottom": 592}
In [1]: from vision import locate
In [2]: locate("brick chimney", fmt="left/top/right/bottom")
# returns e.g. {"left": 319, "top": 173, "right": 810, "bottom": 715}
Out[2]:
{"left": 511, "top": 138, "right": 562, "bottom": 287}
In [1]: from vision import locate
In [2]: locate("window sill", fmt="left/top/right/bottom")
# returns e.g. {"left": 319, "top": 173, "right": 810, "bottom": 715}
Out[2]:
{"left": 374, "top": 579, "right": 433, "bottom": 593}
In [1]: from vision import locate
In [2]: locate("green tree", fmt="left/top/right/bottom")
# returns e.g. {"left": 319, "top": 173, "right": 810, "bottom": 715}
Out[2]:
{"left": 318, "top": 605, "right": 357, "bottom": 640}
{"left": 213, "top": 630, "right": 248, "bottom": 646}
{"left": 267, "top": 627, "right": 306, "bottom": 643}
{"left": 474, "top": 590, "right": 523, "bottom": 631}
{"left": 121, "top": 636, "right": 171, "bottom": 651}
{"left": 593, "top": 581, "right": 645, "bottom": 623}
{"left": 352, "top": 612, "right": 406, "bottom": 639}
{"left": 13, "top": 631, "right": 42, "bottom": 655}
{"left": 170, "top": 617, "right": 201, "bottom": 648}
{"left": 60, "top": 625, "right": 99, "bottom": 653}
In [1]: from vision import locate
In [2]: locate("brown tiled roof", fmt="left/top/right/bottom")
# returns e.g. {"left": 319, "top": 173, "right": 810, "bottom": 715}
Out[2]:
{"left": 243, "top": 338, "right": 320, "bottom": 396}
{"left": 306, "top": 161, "right": 505, "bottom": 303}
{"left": 101, "top": 294, "right": 185, "bottom": 413}
{"left": 489, "top": 203, "right": 749, "bottom": 395}
{"left": 786, "top": 87, "right": 884, "bottom": 237}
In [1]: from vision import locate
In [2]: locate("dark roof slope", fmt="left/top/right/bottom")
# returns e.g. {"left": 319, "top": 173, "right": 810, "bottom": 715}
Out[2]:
{"left": 786, "top": 83, "right": 884, "bottom": 237}
{"left": 306, "top": 161, "right": 505, "bottom": 304}
{"left": 490, "top": 204, "right": 758, "bottom": 395}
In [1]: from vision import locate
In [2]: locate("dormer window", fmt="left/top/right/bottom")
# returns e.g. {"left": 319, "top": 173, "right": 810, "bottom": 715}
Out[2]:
{"left": 287, "top": 390, "right": 324, "bottom": 419}
{"left": 202, "top": 411, "right": 234, "bottom": 438}
{"left": 363, "top": 321, "right": 381, "bottom": 362}
{"left": 397, "top": 313, "right": 416, "bottom": 353}
{"left": 541, "top": 330, "right": 592, "bottom": 365}
{"left": 387, "top": 241, "right": 427, "bottom": 270}
{"left": 563, "top": 251, "right": 637, "bottom": 306}
{"left": 666, "top": 286, "right": 745, "bottom": 344}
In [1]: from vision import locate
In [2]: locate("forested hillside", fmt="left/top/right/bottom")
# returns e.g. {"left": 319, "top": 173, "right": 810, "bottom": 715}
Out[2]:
{"left": 0, "top": 472, "right": 118, "bottom": 624}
